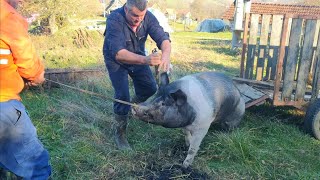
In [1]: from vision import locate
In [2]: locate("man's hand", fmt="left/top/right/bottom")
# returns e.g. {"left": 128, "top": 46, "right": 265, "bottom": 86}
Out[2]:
{"left": 27, "top": 71, "right": 45, "bottom": 86}
{"left": 159, "top": 40, "right": 171, "bottom": 72}
{"left": 159, "top": 58, "right": 171, "bottom": 72}
{"left": 145, "top": 53, "right": 161, "bottom": 66}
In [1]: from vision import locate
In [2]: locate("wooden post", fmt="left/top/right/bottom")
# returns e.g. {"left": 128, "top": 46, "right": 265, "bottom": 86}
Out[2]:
{"left": 273, "top": 14, "right": 290, "bottom": 105}
{"left": 266, "top": 15, "right": 284, "bottom": 80}
{"left": 295, "top": 19, "right": 318, "bottom": 101}
{"left": 232, "top": 0, "right": 243, "bottom": 49}
{"left": 240, "top": 13, "right": 250, "bottom": 78}
{"left": 282, "top": 18, "right": 303, "bottom": 101}
{"left": 234, "top": 0, "right": 244, "bottom": 31}
{"left": 311, "top": 27, "right": 320, "bottom": 100}
{"left": 232, "top": 30, "right": 242, "bottom": 48}
{"left": 245, "top": 14, "right": 259, "bottom": 79}
{"left": 256, "top": 14, "right": 271, "bottom": 81}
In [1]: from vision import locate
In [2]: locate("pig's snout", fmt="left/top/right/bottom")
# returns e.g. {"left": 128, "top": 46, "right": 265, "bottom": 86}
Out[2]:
{"left": 132, "top": 105, "right": 149, "bottom": 117}
{"left": 132, "top": 106, "right": 137, "bottom": 116}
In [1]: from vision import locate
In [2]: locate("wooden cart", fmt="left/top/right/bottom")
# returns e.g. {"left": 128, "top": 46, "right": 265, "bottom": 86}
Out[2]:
{"left": 235, "top": 13, "right": 320, "bottom": 140}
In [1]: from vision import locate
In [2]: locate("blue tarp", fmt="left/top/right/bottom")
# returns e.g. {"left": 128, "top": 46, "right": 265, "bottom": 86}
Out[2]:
{"left": 196, "top": 19, "right": 227, "bottom": 33}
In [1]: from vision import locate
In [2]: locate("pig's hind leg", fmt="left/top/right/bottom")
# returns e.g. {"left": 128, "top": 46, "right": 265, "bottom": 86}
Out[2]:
{"left": 219, "top": 98, "right": 245, "bottom": 131}
{"left": 183, "top": 129, "right": 191, "bottom": 147}
{"left": 182, "top": 126, "right": 210, "bottom": 168}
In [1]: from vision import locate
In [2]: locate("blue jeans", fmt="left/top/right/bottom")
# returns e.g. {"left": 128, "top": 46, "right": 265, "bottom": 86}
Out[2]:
{"left": 105, "top": 59, "right": 157, "bottom": 115}
{"left": 0, "top": 100, "right": 51, "bottom": 180}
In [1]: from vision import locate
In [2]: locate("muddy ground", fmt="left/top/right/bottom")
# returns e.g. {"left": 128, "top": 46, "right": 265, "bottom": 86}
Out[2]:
{"left": 131, "top": 143, "right": 211, "bottom": 180}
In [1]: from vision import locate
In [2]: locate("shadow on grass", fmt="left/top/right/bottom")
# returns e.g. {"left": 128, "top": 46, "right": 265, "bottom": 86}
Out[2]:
{"left": 194, "top": 39, "right": 241, "bottom": 57}
{"left": 212, "top": 46, "right": 241, "bottom": 57}
{"left": 195, "top": 39, "right": 232, "bottom": 46}
{"left": 189, "top": 61, "right": 240, "bottom": 76}
{"left": 247, "top": 102, "right": 305, "bottom": 127}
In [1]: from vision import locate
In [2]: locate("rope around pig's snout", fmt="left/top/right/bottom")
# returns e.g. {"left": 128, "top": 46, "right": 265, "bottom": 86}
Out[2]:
{"left": 45, "top": 79, "right": 140, "bottom": 108}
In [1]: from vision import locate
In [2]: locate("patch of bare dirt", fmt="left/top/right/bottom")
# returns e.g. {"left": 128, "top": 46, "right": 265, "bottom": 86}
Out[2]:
{"left": 132, "top": 143, "right": 211, "bottom": 179}
{"left": 133, "top": 162, "right": 210, "bottom": 180}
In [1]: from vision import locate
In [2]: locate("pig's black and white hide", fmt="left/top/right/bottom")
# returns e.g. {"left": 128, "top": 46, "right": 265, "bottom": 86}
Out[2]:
{"left": 132, "top": 72, "right": 245, "bottom": 168}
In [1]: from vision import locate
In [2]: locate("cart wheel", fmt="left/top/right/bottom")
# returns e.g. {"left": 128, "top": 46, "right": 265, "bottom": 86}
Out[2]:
{"left": 304, "top": 98, "right": 320, "bottom": 140}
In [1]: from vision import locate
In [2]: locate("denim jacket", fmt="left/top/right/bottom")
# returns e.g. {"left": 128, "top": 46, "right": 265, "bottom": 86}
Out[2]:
{"left": 103, "top": 6, "right": 170, "bottom": 62}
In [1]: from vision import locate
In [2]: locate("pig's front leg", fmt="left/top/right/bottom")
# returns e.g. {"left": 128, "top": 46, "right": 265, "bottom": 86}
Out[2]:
{"left": 183, "top": 128, "right": 191, "bottom": 147}
{"left": 182, "top": 127, "right": 210, "bottom": 168}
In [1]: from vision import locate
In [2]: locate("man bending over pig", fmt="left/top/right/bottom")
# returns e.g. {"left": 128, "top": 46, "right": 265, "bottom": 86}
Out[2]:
{"left": 103, "top": 0, "right": 171, "bottom": 150}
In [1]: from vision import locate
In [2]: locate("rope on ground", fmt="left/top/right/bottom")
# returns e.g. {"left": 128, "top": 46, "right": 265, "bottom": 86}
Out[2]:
{"left": 45, "top": 79, "right": 140, "bottom": 108}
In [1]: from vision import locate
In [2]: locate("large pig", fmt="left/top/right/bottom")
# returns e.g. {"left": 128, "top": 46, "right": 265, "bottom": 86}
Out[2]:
{"left": 132, "top": 72, "right": 245, "bottom": 167}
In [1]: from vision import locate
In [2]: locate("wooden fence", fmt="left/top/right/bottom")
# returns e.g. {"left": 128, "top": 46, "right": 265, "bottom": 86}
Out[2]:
{"left": 240, "top": 13, "right": 320, "bottom": 107}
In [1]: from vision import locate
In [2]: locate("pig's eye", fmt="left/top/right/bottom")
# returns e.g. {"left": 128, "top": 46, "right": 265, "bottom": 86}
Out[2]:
{"left": 143, "top": 112, "right": 148, "bottom": 116}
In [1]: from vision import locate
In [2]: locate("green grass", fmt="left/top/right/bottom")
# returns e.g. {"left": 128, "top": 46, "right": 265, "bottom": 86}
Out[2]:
{"left": 169, "top": 21, "right": 198, "bottom": 32}
{"left": 14, "top": 29, "right": 320, "bottom": 179}
{"left": 31, "top": 28, "right": 104, "bottom": 69}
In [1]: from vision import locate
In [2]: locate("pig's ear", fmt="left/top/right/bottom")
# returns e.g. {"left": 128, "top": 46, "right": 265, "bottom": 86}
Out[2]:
{"left": 160, "top": 72, "right": 169, "bottom": 86}
{"left": 170, "top": 89, "right": 187, "bottom": 106}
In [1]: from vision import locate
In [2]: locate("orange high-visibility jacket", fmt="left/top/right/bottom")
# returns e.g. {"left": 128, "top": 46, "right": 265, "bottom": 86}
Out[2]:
{"left": 0, "top": 0, "right": 44, "bottom": 102}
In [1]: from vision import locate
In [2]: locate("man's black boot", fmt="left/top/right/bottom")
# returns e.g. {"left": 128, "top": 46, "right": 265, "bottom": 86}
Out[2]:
{"left": 113, "top": 114, "right": 132, "bottom": 150}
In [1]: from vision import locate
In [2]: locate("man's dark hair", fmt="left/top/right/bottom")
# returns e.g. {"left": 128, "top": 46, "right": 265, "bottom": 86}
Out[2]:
{"left": 126, "top": 0, "right": 147, "bottom": 11}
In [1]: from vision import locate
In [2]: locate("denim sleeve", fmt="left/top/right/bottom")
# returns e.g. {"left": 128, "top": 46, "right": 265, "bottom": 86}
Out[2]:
{"left": 105, "top": 15, "right": 126, "bottom": 60}
{"left": 146, "top": 12, "right": 171, "bottom": 50}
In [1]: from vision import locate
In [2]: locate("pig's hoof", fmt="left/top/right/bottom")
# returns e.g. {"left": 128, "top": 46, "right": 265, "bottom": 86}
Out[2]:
{"left": 182, "top": 160, "right": 191, "bottom": 168}
{"left": 131, "top": 109, "right": 137, "bottom": 116}
{"left": 183, "top": 156, "right": 195, "bottom": 168}
{"left": 185, "top": 141, "right": 190, "bottom": 147}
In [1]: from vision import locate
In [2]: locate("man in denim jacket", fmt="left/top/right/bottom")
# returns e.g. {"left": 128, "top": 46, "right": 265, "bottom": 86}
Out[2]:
{"left": 103, "top": 0, "right": 171, "bottom": 150}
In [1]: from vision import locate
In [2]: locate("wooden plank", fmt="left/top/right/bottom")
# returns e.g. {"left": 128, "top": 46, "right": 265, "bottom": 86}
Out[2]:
{"left": 235, "top": 82, "right": 270, "bottom": 108}
{"left": 256, "top": 15, "right": 271, "bottom": 81}
{"left": 309, "top": 20, "right": 320, "bottom": 83}
{"left": 241, "top": 95, "right": 252, "bottom": 104}
{"left": 282, "top": 18, "right": 303, "bottom": 101}
{"left": 245, "top": 95, "right": 270, "bottom": 109}
{"left": 233, "top": 77, "right": 274, "bottom": 89}
{"left": 236, "top": 83, "right": 266, "bottom": 100}
{"left": 273, "top": 15, "right": 290, "bottom": 104}
{"left": 256, "top": 67, "right": 263, "bottom": 81}
{"left": 308, "top": 19, "right": 320, "bottom": 76}
{"left": 266, "top": 15, "right": 283, "bottom": 80}
{"left": 311, "top": 25, "right": 320, "bottom": 100}
{"left": 289, "top": 14, "right": 320, "bottom": 20}
{"left": 313, "top": 20, "right": 320, "bottom": 47}
{"left": 282, "top": 18, "right": 293, "bottom": 81}
{"left": 295, "top": 19, "right": 318, "bottom": 101}
{"left": 245, "top": 14, "right": 260, "bottom": 79}
{"left": 286, "top": 18, "right": 293, "bottom": 46}
{"left": 240, "top": 13, "right": 251, "bottom": 78}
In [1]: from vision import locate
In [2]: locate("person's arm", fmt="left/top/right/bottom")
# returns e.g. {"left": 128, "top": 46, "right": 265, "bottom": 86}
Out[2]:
{"left": 5, "top": 13, "right": 44, "bottom": 86}
{"left": 159, "top": 39, "right": 171, "bottom": 72}
{"left": 116, "top": 49, "right": 161, "bottom": 66}
{"left": 146, "top": 12, "right": 172, "bottom": 72}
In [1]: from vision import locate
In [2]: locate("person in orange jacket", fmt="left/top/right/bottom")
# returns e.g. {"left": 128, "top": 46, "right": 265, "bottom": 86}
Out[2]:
{"left": 0, "top": 0, "right": 52, "bottom": 179}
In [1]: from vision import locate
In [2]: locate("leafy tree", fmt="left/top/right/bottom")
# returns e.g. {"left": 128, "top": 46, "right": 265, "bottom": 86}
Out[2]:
{"left": 303, "top": 0, "right": 320, "bottom": 5}
{"left": 190, "top": 0, "right": 233, "bottom": 22}
{"left": 166, "top": 0, "right": 189, "bottom": 10}
{"left": 21, "top": 0, "right": 102, "bottom": 29}
{"left": 148, "top": 0, "right": 167, "bottom": 11}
